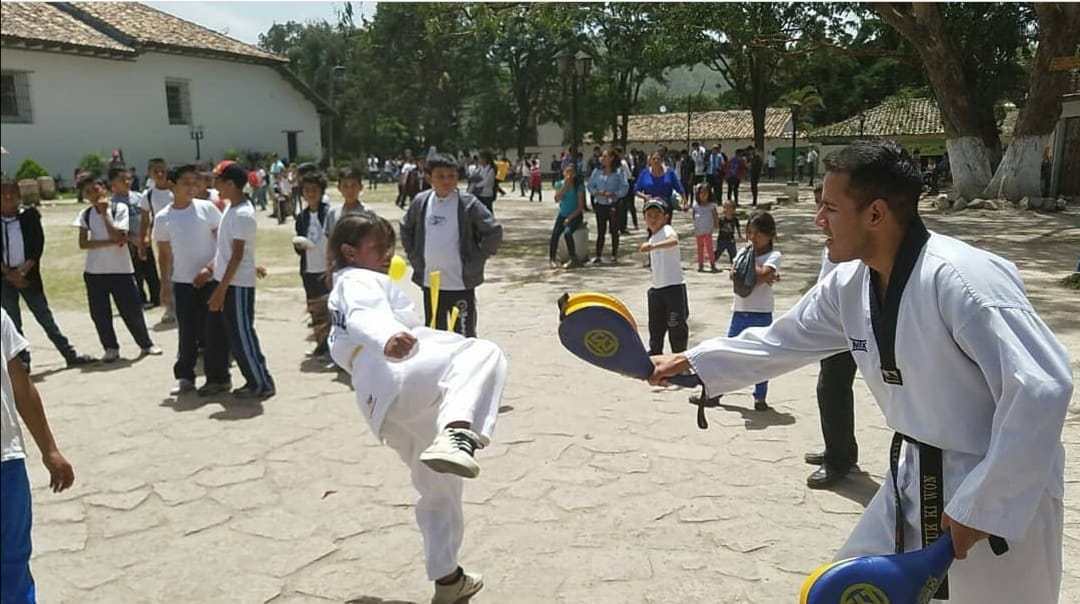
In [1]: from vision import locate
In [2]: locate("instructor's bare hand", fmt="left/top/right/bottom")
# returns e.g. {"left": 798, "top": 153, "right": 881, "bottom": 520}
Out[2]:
{"left": 384, "top": 332, "right": 417, "bottom": 359}
{"left": 649, "top": 354, "right": 690, "bottom": 386}
{"left": 941, "top": 514, "right": 988, "bottom": 560}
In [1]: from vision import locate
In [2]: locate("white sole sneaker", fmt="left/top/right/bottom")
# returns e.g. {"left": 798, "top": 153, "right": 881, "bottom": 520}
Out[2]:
{"left": 431, "top": 570, "right": 483, "bottom": 604}
{"left": 419, "top": 428, "right": 482, "bottom": 479}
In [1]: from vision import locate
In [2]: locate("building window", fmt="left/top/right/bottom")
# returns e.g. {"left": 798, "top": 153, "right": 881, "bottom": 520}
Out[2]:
{"left": 165, "top": 78, "right": 191, "bottom": 125}
{"left": 1, "top": 71, "right": 33, "bottom": 124}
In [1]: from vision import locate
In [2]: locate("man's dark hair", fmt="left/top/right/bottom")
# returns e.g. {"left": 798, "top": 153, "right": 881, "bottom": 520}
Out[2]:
{"left": 107, "top": 166, "right": 129, "bottom": 182}
{"left": 338, "top": 166, "right": 362, "bottom": 184}
{"left": 147, "top": 157, "right": 166, "bottom": 168}
{"left": 426, "top": 153, "right": 458, "bottom": 173}
{"left": 823, "top": 140, "right": 922, "bottom": 224}
{"left": 300, "top": 171, "right": 327, "bottom": 194}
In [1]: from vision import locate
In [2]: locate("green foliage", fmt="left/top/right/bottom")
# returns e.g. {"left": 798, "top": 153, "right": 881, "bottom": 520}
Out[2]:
{"left": 223, "top": 148, "right": 241, "bottom": 161}
{"left": 15, "top": 158, "right": 49, "bottom": 181}
{"left": 77, "top": 153, "right": 106, "bottom": 177}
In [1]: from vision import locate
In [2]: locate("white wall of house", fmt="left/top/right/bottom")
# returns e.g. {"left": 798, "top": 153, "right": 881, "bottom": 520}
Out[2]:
{"left": 1, "top": 48, "right": 321, "bottom": 182}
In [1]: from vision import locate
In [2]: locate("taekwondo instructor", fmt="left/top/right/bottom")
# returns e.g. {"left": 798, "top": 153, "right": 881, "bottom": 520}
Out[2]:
{"left": 650, "top": 140, "right": 1072, "bottom": 603}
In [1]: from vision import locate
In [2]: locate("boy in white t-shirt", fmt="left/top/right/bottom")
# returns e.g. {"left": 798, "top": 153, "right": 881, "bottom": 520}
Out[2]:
{"left": 209, "top": 162, "right": 274, "bottom": 399}
{"left": 153, "top": 164, "right": 229, "bottom": 396}
{"left": 139, "top": 158, "right": 175, "bottom": 322}
{"left": 639, "top": 198, "right": 689, "bottom": 355}
{"left": 74, "top": 175, "right": 161, "bottom": 362}
{"left": 0, "top": 309, "right": 75, "bottom": 603}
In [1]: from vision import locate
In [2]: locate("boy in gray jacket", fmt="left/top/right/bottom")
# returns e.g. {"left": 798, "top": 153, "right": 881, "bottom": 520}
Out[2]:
{"left": 400, "top": 154, "right": 502, "bottom": 337}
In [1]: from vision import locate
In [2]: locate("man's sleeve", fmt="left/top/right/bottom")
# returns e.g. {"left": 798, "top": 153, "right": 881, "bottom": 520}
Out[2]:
{"left": 2, "top": 311, "right": 29, "bottom": 361}
{"left": 114, "top": 203, "right": 129, "bottom": 231}
{"left": 685, "top": 274, "right": 849, "bottom": 397}
{"left": 235, "top": 213, "right": 257, "bottom": 242}
{"left": 945, "top": 305, "right": 1072, "bottom": 542}
{"left": 152, "top": 214, "right": 170, "bottom": 242}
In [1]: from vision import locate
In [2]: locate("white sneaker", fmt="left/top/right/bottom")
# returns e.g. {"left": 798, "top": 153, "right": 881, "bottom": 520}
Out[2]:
{"left": 170, "top": 379, "right": 195, "bottom": 395}
{"left": 431, "top": 569, "right": 483, "bottom": 604}
{"left": 419, "top": 428, "right": 483, "bottom": 479}
{"left": 141, "top": 345, "right": 163, "bottom": 356}
{"left": 102, "top": 349, "right": 120, "bottom": 363}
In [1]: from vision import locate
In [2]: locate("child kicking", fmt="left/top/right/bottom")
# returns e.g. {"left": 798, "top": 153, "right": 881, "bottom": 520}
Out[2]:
{"left": 326, "top": 212, "right": 507, "bottom": 604}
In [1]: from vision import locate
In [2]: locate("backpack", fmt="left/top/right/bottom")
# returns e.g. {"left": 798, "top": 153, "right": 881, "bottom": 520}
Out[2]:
{"left": 731, "top": 243, "right": 757, "bottom": 297}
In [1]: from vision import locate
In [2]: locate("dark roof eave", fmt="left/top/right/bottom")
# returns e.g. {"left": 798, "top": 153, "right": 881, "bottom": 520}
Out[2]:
{"left": 1, "top": 35, "right": 135, "bottom": 61}
{"left": 139, "top": 42, "right": 286, "bottom": 66}
{"left": 274, "top": 66, "right": 336, "bottom": 116}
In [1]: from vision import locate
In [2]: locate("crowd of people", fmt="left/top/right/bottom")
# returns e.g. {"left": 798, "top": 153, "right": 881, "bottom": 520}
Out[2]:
{"left": 0, "top": 138, "right": 1072, "bottom": 604}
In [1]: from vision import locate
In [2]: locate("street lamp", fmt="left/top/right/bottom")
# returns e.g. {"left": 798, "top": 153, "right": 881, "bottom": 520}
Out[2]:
{"left": 858, "top": 110, "right": 867, "bottom": 138}
{"left": 559, "top": 50, "right": 592, "bottom": 149}
{"left": 790, "top": 104, "right": 799, "bottom": 183}
{"left": 327, "top": 64, "right": 346, "bottom": 168}
{"left": 189, "top": 124, "right": 205, "bottom": 161}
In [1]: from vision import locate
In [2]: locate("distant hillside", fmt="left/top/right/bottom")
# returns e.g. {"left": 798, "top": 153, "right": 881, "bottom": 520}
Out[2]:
{"left": 642, "top": 63, "right": 731, "bottom": 98}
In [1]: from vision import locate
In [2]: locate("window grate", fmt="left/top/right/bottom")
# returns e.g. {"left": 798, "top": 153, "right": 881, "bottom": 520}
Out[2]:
{"left": 165, "top": 78, "right": 192, "bottom": 125}
{"left": 1, "top": 71, "right": 33, "bottom": 124}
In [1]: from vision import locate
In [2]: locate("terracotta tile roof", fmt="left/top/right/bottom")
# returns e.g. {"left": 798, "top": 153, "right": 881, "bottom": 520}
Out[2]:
{"left": 809, "top": 98, "right": 944, "bottom": 139}
{"left": 810, "top": 97, "right": 1021, "bottom": 140}
{"left": 66, "top": 2, "right": 285, "bottom": 64}
{"left": 626, "top": 107, "right": 794, "bottom": 143}
{"left": 0, "top": 2, "right": 134, "bottom": 56}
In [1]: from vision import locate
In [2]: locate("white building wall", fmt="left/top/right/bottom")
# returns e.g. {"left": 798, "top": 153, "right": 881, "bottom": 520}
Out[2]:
{"left": 1, "top": 48, "right": 321, "bottom": 181}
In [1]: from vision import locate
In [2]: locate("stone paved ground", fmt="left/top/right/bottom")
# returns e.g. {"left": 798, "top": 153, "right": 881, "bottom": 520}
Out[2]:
{"left": 18, "top": 183, "right": 1080, "bottom": 603}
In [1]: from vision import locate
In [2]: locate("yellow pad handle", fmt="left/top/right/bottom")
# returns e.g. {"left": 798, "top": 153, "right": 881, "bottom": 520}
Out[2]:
{"left": 388, "top": 255, "right": 407, "bottom": 282}
{"left": 449, "top": 306, "right": 460, "bottom": 333}
{"left": 428, "top": 271, "right": 441, "bottom": 329}
{"left": 561, "top": 292, "right": 637, "bottom": 331}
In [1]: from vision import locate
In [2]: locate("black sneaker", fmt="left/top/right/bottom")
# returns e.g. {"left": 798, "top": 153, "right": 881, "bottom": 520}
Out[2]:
{"left": 197, "top": 380, "right": 232, "bottom": 397}
{"left": 754, "top": 399, "right": 770, "bottom": 411}
{"left": 66, "top": 353, "right": 97, "bottom": 367}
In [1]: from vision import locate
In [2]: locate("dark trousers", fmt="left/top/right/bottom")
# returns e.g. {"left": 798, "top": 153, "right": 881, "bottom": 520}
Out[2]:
{"left": 301, "top": 272, "right": 329, "bottom": 300}
{"left": 173, "top": 281, "right": 229, "bottom": 383}
{"left": 529, "top": 186, "right": 542, "bottom": 202}
{"left": 710, "top": 174, "right": 724, "bottom": 203}
{"left": 83, "top": 273, "right": 154, "bottom": 351}
{"left": 1, "top": 279, "right": 77, "bottom": 363}
{"left": 618, "top": 193, "right": 638, "bottom": 231}
{"left": 129, "top": 243, "right": 160, "bottom": 306}
{"left": 728, "top": 311, "right": 772, "bottom": 400}
{"left": 715, "top": 239, "right": 738, "bottom": 264}
{"left": 767, "top": 166, "right": 775, "bottom": 181}
{"left": 594, "top": 203, "right": 619, "bottom": 258}
{"left": 477, "top": 195, "right": 495, "bottom": 216}
{"left": 647, "top": 283, "right": 689, "bottom": 355}
{"left": 750, "top": 176, "right": 760, "bottom": 206}
{"left": 223, "top": 286, "right": 273, "bottom": 391}
{"left": 726, "top": 177, "right": 741, "bottom": 205}
{"left": 549, "top": 214, "right": 582, "bottom": 262}
{"left": 422, "top": 287, "right": 477, "bottom": 338}
{"left": 816, "top": 351, "right": 859, "bottom": 471}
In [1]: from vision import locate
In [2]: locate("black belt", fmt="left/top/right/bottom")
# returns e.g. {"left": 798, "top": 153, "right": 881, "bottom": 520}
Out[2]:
{"left": 890, "top": 433, "right": 1010, "bottom": 600}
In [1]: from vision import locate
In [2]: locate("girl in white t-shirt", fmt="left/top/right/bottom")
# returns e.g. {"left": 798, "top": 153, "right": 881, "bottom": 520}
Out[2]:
{"left": 729, "top": 211, "right": 781, "bottom": 411}
{"left": 690, "top": 184, "right": 719, "bottom": 272}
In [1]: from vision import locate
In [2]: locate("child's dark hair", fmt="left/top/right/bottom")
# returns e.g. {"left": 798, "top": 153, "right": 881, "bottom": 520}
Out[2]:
{"left": 329, "top": 211, "right": 396, "bottom": 271}
{"left": 694, "top": 182, "right": 714, "bottom": 205}
{"left": 426, "top": 153, "right": 458, "bottom": 173}
{"left": 300, "top": 171, "right": 327, "bottom": 195}
{"left": 107, "top": 166, "right": 129, "bottom": 183}
{"left": 338, "top": 166, "right": 362, "bottom": 184}
{"left": 77, "top": 173, "right": 108, "bottom": 192}
{"left": 171, "top": 164, "right": 199, "bottom": 182}
{"left": 747, "top": 211, "right": 777, "bottom": 252}
{"left": 147, "top": 157, "right": 167, "bottom": 169}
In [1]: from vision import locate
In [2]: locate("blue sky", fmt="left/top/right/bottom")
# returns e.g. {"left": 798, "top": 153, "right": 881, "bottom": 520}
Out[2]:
{"left": 145, "top": 1, "right": 376, "bottom": 45}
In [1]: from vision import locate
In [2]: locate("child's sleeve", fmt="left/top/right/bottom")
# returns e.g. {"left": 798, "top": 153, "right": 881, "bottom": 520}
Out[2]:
{"left": 341, "top": 275, "right": 412, "bottom": 352}
{"left": 234, "top": 213, "right": 257, "bottom": 243}
{"left": 765, "top": 250, "right": 782, "bottom": 271}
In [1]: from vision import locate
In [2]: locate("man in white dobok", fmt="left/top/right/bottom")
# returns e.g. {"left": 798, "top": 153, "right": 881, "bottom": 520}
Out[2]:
{"left": 650, "top": 140, "right": 1071, "bottom": 603}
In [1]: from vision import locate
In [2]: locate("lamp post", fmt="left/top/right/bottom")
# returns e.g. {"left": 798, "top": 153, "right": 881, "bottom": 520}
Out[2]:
{"left": 327, "top": 64, "right": 345, "bottom": 168}
{"left": 790, "top": 104, "right": 799, "bottom": 182}
{"left": 189, "top": 124, "right": 205, "bottom": 161}
{"left": 858, "top": 110, "right": 867, "bottom": 138}
{"left": 559, "top": 49, "right": 592, "bottom": 149}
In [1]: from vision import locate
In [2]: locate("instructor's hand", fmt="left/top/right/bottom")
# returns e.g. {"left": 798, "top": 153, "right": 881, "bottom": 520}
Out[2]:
{"left": 941, "top": 513, "right": 988, "bottom": 560}
{"left": 384, "top": 332, "right": 417, "bottom": 359}
{"left": 649, "top": 353, "right": 691, "bottom": 386}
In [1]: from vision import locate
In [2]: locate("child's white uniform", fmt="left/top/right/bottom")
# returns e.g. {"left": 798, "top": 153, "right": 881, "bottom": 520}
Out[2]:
{"left": 328, "top": 267, "right": 507, "bottom": 579}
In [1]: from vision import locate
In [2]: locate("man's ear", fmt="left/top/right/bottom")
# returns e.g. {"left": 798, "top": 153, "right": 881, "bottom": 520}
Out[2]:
{"left": 866, "top": 198, "right": 889, "bottom": 228}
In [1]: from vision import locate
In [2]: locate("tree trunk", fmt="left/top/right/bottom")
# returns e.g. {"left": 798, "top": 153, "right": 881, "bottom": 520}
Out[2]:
{"left": 946, "top": 137, "right": 994, "bottom": 200}
{"left": 982, "top": 4, "right": 1080, "bottom": 201}
{"left": 876, "top": 4, "right": 996, "bottom": 194}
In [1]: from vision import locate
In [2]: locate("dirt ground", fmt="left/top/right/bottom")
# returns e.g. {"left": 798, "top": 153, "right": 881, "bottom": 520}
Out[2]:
{"left": 15, "top": 182, "right": 1080, "bottom": 603}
